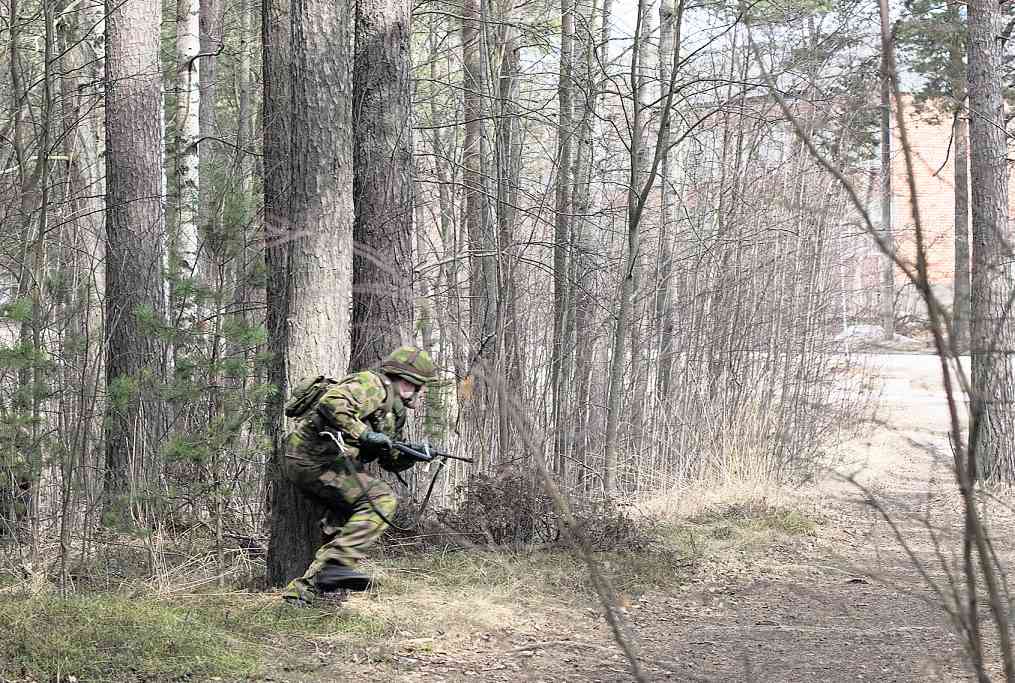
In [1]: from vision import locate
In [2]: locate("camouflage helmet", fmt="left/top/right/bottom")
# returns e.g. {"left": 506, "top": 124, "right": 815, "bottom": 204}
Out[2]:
{"left": 380, "top": 345, "right": 435, "bottom": 386}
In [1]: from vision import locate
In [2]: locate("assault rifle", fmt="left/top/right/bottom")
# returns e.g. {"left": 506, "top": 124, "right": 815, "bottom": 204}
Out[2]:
{"left": 392, "top": 441, "right": 474, "bottom": 464}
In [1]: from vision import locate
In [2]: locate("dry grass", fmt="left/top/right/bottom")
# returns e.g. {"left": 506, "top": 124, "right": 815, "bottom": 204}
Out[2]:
{"left": 642, "top": 475, "right": 810, "bottom": 520}
{"left": 0, "top": 477, "right": 827, "bottom": 681}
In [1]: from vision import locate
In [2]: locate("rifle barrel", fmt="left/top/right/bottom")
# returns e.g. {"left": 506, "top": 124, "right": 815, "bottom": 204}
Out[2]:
{"left": 393, "top": 442, "right": 473, "bottom": 464}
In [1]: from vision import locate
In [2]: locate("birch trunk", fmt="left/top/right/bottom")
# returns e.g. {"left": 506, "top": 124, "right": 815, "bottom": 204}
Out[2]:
{"left": 176, "top": 0, "right": 201, "bottom": 273}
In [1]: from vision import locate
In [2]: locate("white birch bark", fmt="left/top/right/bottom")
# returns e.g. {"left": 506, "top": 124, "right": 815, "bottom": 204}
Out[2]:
{"left": 175, "top": 0, "right": 201, "bottom": 274}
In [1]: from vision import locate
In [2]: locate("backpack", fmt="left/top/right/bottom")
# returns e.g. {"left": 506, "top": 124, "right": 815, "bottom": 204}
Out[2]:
{"left": 284, "top": 374, "right": 336, "bottom": 418}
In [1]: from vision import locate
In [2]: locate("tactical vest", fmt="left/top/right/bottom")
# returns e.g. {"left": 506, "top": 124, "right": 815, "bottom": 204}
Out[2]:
{"left": 285, "top": 370, "right": 405, "bottom": 438}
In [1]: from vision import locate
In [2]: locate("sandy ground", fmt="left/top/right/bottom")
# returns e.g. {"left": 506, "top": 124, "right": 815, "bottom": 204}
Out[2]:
{"left": 276, "top": 353, "right": 1003, "bottom": 682}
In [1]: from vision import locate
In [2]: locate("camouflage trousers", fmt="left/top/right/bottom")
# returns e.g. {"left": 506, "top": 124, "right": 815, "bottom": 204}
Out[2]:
{"left": 279, "top": 452, "right": 397, "bottom": 600}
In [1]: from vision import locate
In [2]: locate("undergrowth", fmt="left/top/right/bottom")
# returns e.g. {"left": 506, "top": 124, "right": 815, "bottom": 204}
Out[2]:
{"left": 0, "top": 492, "right": 818, "bottom": 681}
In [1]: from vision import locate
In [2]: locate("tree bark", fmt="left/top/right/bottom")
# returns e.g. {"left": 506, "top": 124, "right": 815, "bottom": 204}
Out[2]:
{"left": 604, "top": 0, "right": 649, "bottom": 494}
{"left": 949, "top": 14, "right": 970, "bottom": 354}
{"left": 878, "top": 3, "right": 895, "bottom": 340}
{"left": 462, "top": 0, "right": 496, "bottom": 366}
{"left": 263, "top": 0, "right": 356, "bottom": 586}
{"left": 199, "top": 0, "right": 222, "bottom": 239}
{"left": 968, "top": 0, "right": 1015, "bottom": 481}
{"left": 953, "top": 109, "right": 970, "bottom": 353}
{"left": 654, "top": 0, "right": 678, "bottom": 398}
{"left": 104, "top": 0, "right": 169, "bottom": 518}
{"left": 551, "top": 0, "right": 575, "bottom": 476}
{"left": 493, "top": 5, "right": 521, "bottom": 458}
{"left": 176, "top": 0, "right": 202, "bottom": 276}
{"left": 351, "top": 0, "right": 414, "bottom": 370}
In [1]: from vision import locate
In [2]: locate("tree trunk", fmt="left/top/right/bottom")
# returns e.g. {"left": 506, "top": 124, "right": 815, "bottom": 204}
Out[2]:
{"left": 949, "top": 14, "right": 970, "bottom": 354}
{"left": 569, "top": 0, "right": 610, "bottom": 480}
{"left": 351, "top": 0, "right": 414, "bottom": 370}
{"left": 968, "top": 0, "right": 1015, "bottom": 481}
{"left": 655, "top": 0, "right": 678, "bottom": 398}
{"left": 104, "top": 0, "right": 169, "bottom": 519}
{"left": 263, "top": 0, "right": 355, "bottom": 586}
{"left": 493, "top": 7, "right": 521, "bottom": 459}
{"left": 604, "top": 0, "right": 649, "bottom": 494}
{"left": 199, "top": 0, "right": 222, "bottom": 240}
{"left": 462, "top": 0, "right": 496, "bottom": 368}
{"left": 626, "top": 4, "right": 653, "bottom": 462}
{"left": 953, "top": 109, "right": 970, "bottom": 353}
{"left": 551, "top": 0, "right": 574, "bottom": 476}
{"left": 878, "top": 4, "right": 895, "bottom": 340}
{"left": 56, "top": 1, "right": 105, "bottom": 563}
{"left": 175, "top": 0, "right": 201, "bottom": 275}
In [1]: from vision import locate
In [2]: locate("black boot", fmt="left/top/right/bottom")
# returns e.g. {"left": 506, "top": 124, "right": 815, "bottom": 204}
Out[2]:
{"left": 315, "top": 565, "right": 374, "bottom": 592}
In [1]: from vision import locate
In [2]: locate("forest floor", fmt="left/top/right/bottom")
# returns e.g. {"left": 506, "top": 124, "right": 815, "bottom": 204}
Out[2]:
{"left": 3, "top": 352, "right": 1008, "bottom": 682}
{"left": 254, "top": 352, "right": 1004, "bottom": 682}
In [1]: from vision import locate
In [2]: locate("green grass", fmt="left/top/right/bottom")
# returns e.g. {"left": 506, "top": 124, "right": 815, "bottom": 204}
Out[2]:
{"left": 0, "top": 591, "right": 388, "bottom": 682}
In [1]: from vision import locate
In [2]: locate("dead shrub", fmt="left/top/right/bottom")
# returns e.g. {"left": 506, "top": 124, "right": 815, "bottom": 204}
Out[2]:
{"left": 426, "top": 470, "right": 655, "bottom": 551}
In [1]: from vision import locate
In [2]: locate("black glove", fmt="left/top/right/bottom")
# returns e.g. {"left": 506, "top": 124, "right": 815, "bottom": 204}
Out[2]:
{"left": 358, "top": 431, "right": 392, "bottom": 455}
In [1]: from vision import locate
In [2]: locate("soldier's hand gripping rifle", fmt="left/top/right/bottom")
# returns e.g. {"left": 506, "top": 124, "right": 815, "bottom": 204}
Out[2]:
{"left": 319, "top": 430, "right": 472, "bottom": 531}
{"left": 391, "top": 441, "right": 474, "bottom": 464}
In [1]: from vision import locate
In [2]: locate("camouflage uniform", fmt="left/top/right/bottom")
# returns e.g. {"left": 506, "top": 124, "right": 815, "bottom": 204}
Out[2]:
{"left": 281, "top": 347, "right": 433, "bottom": 604}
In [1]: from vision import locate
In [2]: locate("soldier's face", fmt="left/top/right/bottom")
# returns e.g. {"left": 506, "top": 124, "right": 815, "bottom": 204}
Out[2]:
{"left": 397, "top": 379, "right": 426, "bottom": 409}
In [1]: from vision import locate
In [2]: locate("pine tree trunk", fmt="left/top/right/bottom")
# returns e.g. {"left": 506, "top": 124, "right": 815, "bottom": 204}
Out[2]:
{"left": 351, "top": 0, "right": 414, "bottom": 369}
{"left": 104, "top": 0, "right": 169, "bottom": 518}
{"left": 968, "top": 0, "right": 1015, "bottom": 481}
{"left": 264, "top": 0, "right": 355, "bottom": 586}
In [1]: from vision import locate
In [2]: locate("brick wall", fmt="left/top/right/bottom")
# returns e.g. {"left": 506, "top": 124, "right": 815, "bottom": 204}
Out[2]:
{"left": 888, "top": 100, "right": 962, "bottom": 314}
{"left": 885, "top": 97, "right": 1015, "bottom": 318}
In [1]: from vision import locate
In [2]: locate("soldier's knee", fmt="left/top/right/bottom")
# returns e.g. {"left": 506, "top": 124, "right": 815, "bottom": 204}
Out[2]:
{"left": 373, "top": 490, "right": 398, "bottom": 518}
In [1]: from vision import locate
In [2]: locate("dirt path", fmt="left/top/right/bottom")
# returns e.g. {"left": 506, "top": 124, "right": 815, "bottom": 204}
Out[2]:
{"left": 295, "top": 354, "right": 993, "bottom": 682}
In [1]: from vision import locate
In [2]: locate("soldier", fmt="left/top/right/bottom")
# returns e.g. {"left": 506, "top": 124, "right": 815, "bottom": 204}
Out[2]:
{"left": 280, "top": 345, "right": 435, "bottom": 606}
